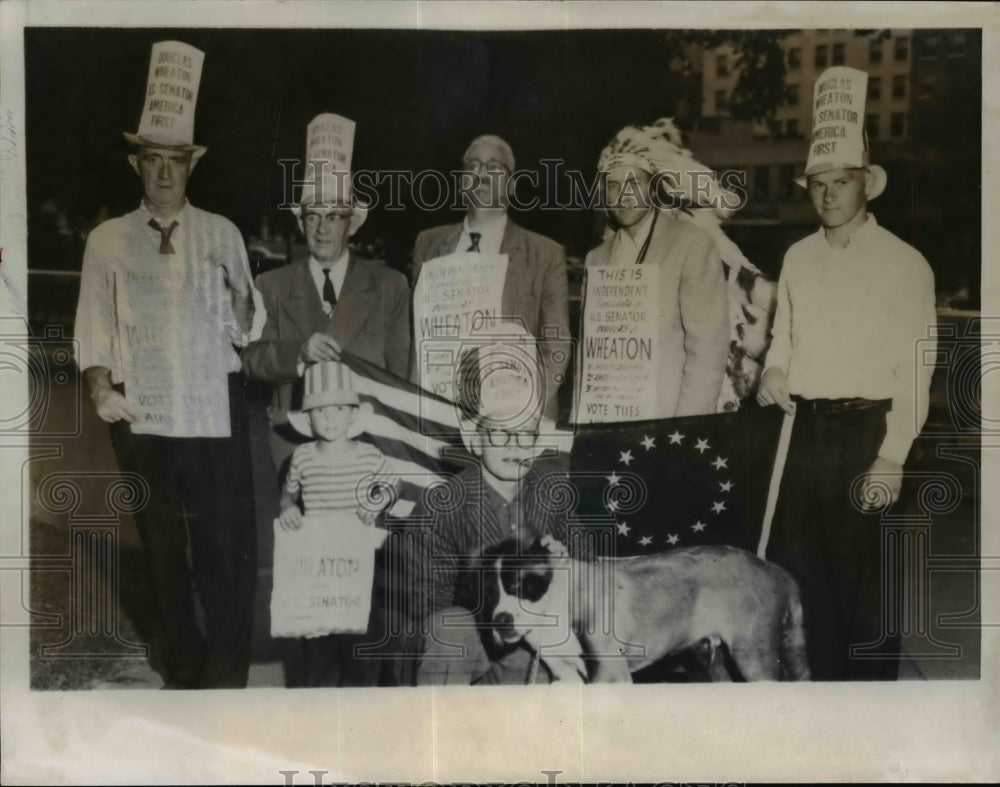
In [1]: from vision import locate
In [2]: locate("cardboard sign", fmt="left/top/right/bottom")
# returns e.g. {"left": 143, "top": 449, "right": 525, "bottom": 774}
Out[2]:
{"left": 270, "top": 512, "right": 385, "bottom": 638}
{"left": 413, "top": 251, "right": 509, "bottom": 402}
{"left": 136, "top": 41, "right": 204, "bottom": 145}
{"left": 299, "top": 113, "right": 357, "bottom": 205}
{"left": 575, "top": 263, "right": 661, "bottom": 423}
{"left": 114, "top": 265, "right": 231, "bottom": 437}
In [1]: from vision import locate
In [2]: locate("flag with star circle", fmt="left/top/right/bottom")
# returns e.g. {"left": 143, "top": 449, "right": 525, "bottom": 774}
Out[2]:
{"left": 569, "top": 404, "right": 784, "bottom": 557}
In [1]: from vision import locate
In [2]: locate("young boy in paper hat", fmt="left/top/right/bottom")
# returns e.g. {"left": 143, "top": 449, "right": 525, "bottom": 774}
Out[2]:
{"left": 757, "top": 66, "right": 936, "bottom": 681}
{"left": 278, "top": 360, "right": 399, "bottom": 686}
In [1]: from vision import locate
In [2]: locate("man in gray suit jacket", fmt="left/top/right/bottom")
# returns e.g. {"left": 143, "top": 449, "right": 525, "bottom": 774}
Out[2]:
{"left": 412, "top": 135, "right": 570, "bottom": 422}
{"left": 243, "top": 171, "right": 410, "bottom": 470}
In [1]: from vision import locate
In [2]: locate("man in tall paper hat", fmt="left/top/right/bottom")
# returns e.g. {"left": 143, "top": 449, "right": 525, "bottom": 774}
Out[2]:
{"left": 757, "top": 66, "right": 937, "bottom": 681}
{"left": 243, "top": 113, "right": 410, "bottom": 473}
{"left": 74, "top": 40, "right": 259, "bottom": 689}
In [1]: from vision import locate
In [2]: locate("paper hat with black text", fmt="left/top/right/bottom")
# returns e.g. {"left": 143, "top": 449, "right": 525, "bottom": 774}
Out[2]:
{"left": 123, "top": 41, "right": 207, "bottom": 158}
{"left": 293, "top": 113, "right": 369, "bottom": 226}
{"left": 795, "top": 65, "right": 886, "bottom": 198}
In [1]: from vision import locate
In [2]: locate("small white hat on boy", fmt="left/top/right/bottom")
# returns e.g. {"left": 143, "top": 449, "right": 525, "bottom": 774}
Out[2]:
{"left": 288, "top": 361, "right": 372, "bottom": 438}
{"left": 795, "top": 65, "right": 886, "bottom": 199}
{"left": 123, "top": 40, "right": 207, "bottom": 159}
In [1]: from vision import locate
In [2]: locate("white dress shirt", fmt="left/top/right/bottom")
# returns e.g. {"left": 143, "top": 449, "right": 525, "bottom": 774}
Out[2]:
{"left": 764, "top": 215, "right": 937, "bottom": 465}
{"left": 308, "top": 250, "right": 349, "bottom": 306}
{"left": 458, "top": 214, "right": 507, "bottom": 256}
{"left": 608, "top": 209, "right": 656, "bottom": 266}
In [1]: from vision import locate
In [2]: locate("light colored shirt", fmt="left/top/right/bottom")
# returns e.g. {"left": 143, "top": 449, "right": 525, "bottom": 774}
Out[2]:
{"left": 75, "top": 201, "right": 256, "bottom": 383}
{"left": 609, "top": 209, "right": 656, "bottom": 266}
{"left": 308, "top": 251, "right": 349, "bottom": 303}
{"left": 285, "top": 439, "right": 392, "bottom": 514}
{"left": 458, "top": 214, "right": 507, "bottom": 256}
{"left": 764, "top": 215, "right": 937, "bottom": 465}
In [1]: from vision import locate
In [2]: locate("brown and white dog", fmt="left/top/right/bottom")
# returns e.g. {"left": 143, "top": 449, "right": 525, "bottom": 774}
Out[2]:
{"left": 475, "top": 537, "right": 809, "bottom": 683}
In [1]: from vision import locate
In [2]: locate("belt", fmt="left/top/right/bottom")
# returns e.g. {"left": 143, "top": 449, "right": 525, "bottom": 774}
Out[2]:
{"left": 791, "top": 395, "right": 891, "bottom": 415}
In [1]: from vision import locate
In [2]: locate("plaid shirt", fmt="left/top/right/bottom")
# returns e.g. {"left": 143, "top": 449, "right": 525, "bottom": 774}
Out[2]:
{"left": 403, "top": 456, "right": 578, "bottom": 618}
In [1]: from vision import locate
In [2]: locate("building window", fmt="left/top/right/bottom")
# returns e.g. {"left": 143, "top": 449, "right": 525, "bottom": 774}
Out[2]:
{"left": 788, "top": 47, "right": 801, "bottom": 69}
{"left": 717, "top": 54, "right": 729, "bottom": 77}
{"left": 920, "top": 34, "right": 939, "bottom": 60}
{"left": 894, "top": 36, "right": 909, "bottom": 62}
{"left": 754, "top": 165, "right": 771, "bottom": 198}
{"left": 870, "top": 38, "right": 883, "bottom": 63}
{"left": 787, "top": 83, "right": 800, "bottom": 106}
{"left": 714, "top": 89, "right": 726, "bottom": 112}
{"left": 815, "top": 44, "right": 828, "bottom": 68}
{"left": 892, "top": 74, "right": 906, "bottom": 99}
{"left": 786, "top": 118, "right": 799, "bottom": 137}
{"left": 890, "top": 112, "right": 905, "bottom": 137}
{"left": 866, "top": 113, "right": 880, "bottom": 139}
{"left": 868, "top": 76, "right": 881, "bottom": 100}
{"left": 917, "top": 75, "right": 938, "bottom": 100}
{"left": 780, "top": 163, "right": 796, "bottom": 200}
{"left": 833, "top": 43, "right": 846, "bottom": 65}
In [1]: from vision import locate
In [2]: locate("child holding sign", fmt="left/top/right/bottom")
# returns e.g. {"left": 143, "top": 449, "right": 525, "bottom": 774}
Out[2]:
{"left": 272, "top": 361, "right": 398, "bottom": 687}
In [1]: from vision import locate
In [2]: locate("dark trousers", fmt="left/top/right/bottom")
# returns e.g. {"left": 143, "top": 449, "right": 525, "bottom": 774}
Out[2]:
{"left": 766, "top": 400, "right": 900, "bottom": 681}
{"left": 109, "top": 375, "right": 257, "bottom": 688}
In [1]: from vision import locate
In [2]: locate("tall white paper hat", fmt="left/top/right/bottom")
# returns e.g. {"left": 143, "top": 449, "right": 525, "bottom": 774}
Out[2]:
{"left": 293, "top": 113, "right": 369, "bottom": 225}
{"left": 123, "top": 41, "right": 207, "bottom": 158}
{"left": 795, "top": 66, "right": 886, "bottom": 199}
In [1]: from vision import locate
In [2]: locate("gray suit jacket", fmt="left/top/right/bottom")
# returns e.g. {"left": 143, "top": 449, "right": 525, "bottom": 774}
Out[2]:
{"left": 412, "top": 219, "right": 570, "bottom": 420}
{"left": 242, "top": 252, "right": 411, "bottom": 426}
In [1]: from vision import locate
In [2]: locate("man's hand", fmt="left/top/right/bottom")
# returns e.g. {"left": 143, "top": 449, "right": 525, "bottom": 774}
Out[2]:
{"left": 299, "top": 333, "right": 341, "bottom": 363}
{"left": 279, "top": 506, "right": 303, "bottom": 531}
{"left": 216, "top": 253, "right": 253, "bottom": 297}
{"left": 356, "top": 506, "right": 377, "bottom": 527}
{"left": 93, "top": 387, "right": 140, "bottom": 424}
{"left": 756, "top": 367, "right": 796, "bottom": 415}
{"left": 860, "top": 456, "right": 904, "bottom": 511}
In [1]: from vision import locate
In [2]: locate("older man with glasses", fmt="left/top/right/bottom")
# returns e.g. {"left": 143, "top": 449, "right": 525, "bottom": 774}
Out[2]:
{"left": 411, "top": 134, "right": 570, "bottom": 421}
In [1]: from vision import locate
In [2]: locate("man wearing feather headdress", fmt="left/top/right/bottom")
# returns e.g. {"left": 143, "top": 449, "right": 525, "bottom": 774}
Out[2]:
{"left": 586, "top": 118, "right": 771, "bottom": 417}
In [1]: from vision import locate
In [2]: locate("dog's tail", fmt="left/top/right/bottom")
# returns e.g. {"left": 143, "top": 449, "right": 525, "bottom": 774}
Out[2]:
{"left": 780, "top": 577, "right": 811, "bottom": 681}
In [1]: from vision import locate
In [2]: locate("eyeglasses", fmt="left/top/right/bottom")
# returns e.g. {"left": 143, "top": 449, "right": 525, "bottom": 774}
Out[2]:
{"left": 463, "top": 159, "right": 509, "bottom": 174}
{"left": 302, "top": 211, "right": 353, "bottom": 229}
{"left": 482, "top": 428, "right": 539, "bottom": 448}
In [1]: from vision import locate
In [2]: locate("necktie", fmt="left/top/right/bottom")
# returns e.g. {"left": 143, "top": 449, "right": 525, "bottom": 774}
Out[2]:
{"left": 148, "top": 218, "right": 179, "bottom": 255}
{"left": 467, "top": 232, "right": 481, "bottom": 252}
{"left": 322, "top": 268, "right": 337, "bottom": 308}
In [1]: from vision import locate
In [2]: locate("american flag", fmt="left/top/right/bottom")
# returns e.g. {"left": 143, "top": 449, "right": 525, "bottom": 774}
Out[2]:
{"left": 569, "top": 404, "right": 785, "bottom": 557}
{"left": 335, "top": 352, "right": 474, "bottom": 517}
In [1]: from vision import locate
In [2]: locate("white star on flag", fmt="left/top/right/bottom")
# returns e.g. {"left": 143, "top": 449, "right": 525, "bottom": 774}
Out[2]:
{"left": 668, "top": 430, "right": 684, "bottom": 445}
{"left": 640, "top": 435, "right": 656, "bottom": 451}
{"left": 639, "top": 535, "right": 653, "bottom": 547}
{"left": 692, "top": 521, "right": 707, "bottom": 532}
{"left": 694, "top": 438, "right": 710, "bottom": 454}
{"left": 666, "top": 533, "right": 680, "bottom": 545}
{"left": 719, "top": 480, "right": 734, "bottom": 492}
{"left": 711, "top": 456, "right": 729, "bottom": 471}
{"left": 619, "top": 450, "right": 634, "bottom": 466}
{"left": 607, "top": 499, "right": 619, "bottom": 512}
{"left": 606, "top": 471, "right": 621, "bottom": 486}
{"left": 616, "top": 521, "right": 631, "bottom": 537}
{"left": 711, "top": 501, "right": 727, "bottom": 514}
